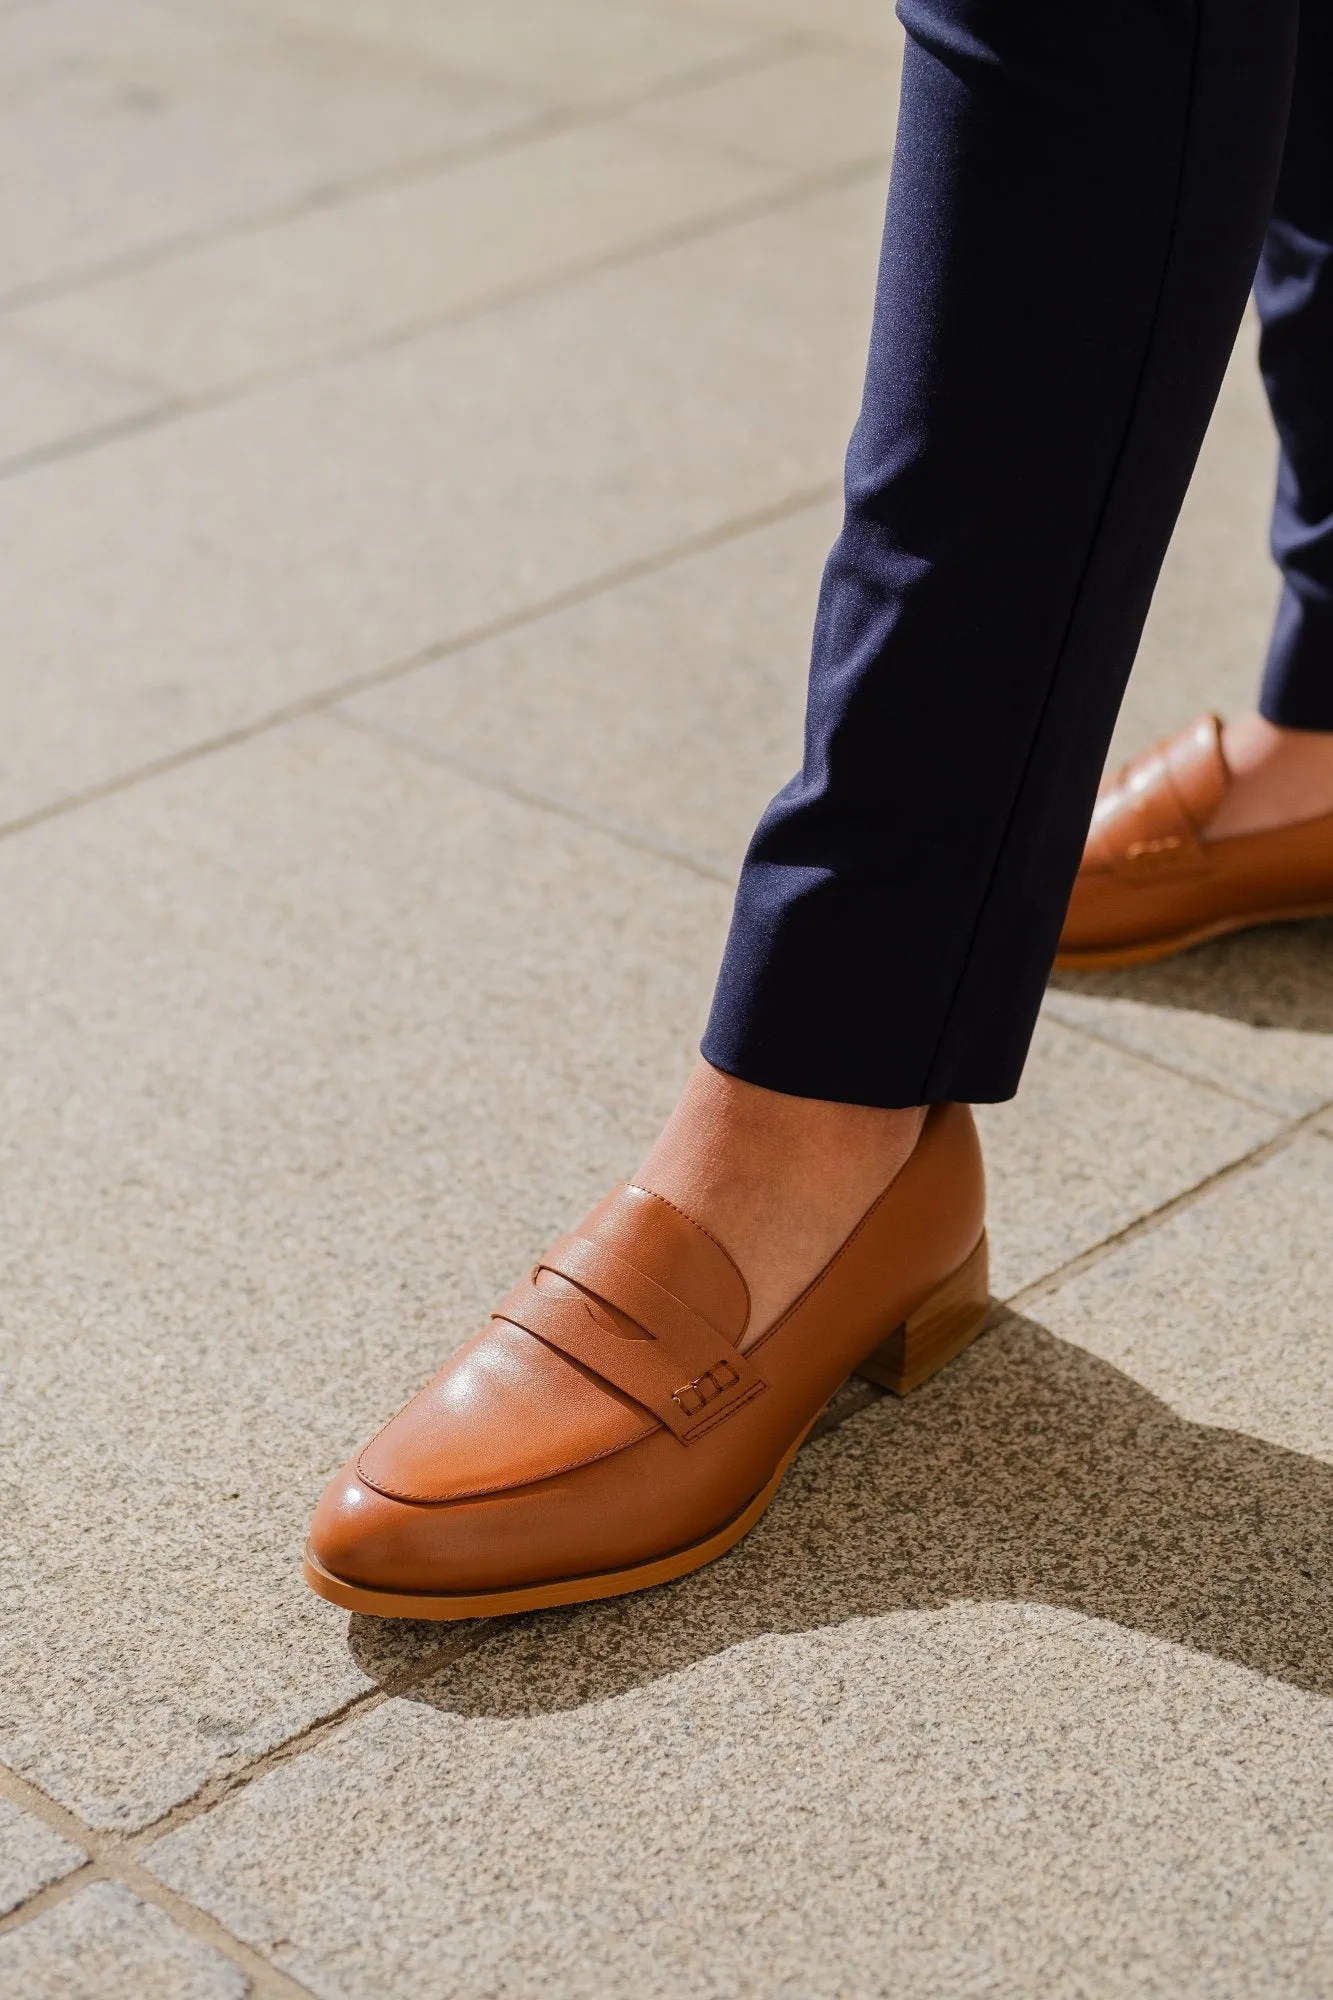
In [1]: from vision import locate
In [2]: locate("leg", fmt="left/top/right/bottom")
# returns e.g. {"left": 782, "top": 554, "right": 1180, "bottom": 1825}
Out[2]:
{"left": 1257, "top": 0, "right": 1333, "bottom": 737}
{"left": 702, "top": 0, "right": 1296, "bottom": 1110}
{"left": 1209, "top": 0, "right": 1333, "bottom": 840}
{"left": 650, "top": 0, "right": 1299, "bottom": 1323}
{"left": 310, "top": 0, "right": 1301, "bottom": 1620}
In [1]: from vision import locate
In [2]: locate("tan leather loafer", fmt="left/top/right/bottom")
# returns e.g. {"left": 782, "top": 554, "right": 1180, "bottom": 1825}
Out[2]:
{"left": 1057, "top": 713, "right": 1333, "bottom": 970}
{"left": 305, "top": 1101, "right": 988, "bottom": 1621}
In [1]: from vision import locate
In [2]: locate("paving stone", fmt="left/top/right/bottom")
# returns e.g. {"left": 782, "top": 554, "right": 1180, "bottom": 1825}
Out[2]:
{"left": 145, "top": 1375, "right": 1333, "bottom": 2000}
{"left": 0, "top": 717, "right": 729, "bottom": 1828}
{"left": 0, "top": 0, "right": 533, "bottom": 303}
{"left": 975, "top": 1016, "right": 1278, "bottom": 1298}
{"left": 0, "top": 177, "right": 884, "bottom": 828}
{"left": 1045, "top": 917, "right": 1333, "bottom": 1118}
{"left": 9, "top": 120, "right": 775, "bottom": 402}
{"left": 235, "top": 0, "right": 765, "bottom": 105}
{"left": 633, "top": 45, "right": 900, "bottom": 173}
{"left": 346, "top": 499, "right": 837, "bottom": 875}
{"left": 1110, "top": 310, "right": 1277, "bottom": 767}
{"left": 0, "top": 333, "right": 159, "bottom": 467}
{"left": 0, "top": 1798, "right": 86, "bottom": 1919}
{"left": 2, "top": 701, "right": 1280, "bottom": 1835}
{"left": 7, "top": 8, "right": 1325, "bottom": 1996}
{"left": 1036, "top": 1132, "right": 1333, "bottom": 1465}
{"left": 0, "top": 1881, "right": 246, "bottom": 2000}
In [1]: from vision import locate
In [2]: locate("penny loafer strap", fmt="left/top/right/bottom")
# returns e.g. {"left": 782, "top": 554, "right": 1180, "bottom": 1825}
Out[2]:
{"left": 493, "top": 1235, "right": 764, "bottom": 1442}
{"left": 1086, "top": 715, "right": 1224, "bottom": 880}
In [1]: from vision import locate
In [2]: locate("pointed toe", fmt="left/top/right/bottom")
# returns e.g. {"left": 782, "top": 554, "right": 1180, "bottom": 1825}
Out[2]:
{"left": 306, "top": 1462, "right": 428, "bottom": 1595}
{"left": 304, "top": 1105, "right": 989, "bottom": 1621}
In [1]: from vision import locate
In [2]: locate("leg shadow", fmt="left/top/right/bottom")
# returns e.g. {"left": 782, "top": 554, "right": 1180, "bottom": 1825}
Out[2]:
{"left": 346, "top": 1312, "right": 1333, "bottom": 1717}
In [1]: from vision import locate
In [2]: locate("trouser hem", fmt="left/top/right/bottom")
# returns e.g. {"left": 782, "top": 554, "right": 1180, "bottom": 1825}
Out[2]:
{"left": 1259, "top": 597, "right": 1333, "bottom": 730}
{"left": 698, "top": 1031, "right": 1023, "bottom": 1112}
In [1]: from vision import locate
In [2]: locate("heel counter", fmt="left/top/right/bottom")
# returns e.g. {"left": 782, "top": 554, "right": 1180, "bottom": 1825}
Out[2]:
{"left": 924, "top": 1099, "right": 986, "bottom": 1268}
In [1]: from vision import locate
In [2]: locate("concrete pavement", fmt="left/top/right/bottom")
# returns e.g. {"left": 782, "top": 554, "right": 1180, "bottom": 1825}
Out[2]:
{"left": 2, "top": 3, "right": 1331, "bottom": 1994}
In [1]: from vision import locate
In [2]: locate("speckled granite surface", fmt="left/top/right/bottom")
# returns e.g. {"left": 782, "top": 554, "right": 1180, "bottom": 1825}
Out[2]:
{"left": 2, "top": 2, "right": 1329, "bottom": 1993}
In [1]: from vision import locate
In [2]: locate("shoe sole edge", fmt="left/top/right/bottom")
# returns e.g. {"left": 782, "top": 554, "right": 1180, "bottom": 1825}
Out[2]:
{"left": 1054, "top": 899, "right": 1333, "bottom": 971}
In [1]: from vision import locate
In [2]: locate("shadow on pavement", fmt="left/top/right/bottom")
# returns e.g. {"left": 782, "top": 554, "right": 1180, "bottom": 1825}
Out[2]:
{"left": 346, "top": 1312, "right": 1333, "bottom": 1715}
{"left": 1048, "top": 916, "right": 1333, "bottom": 1032}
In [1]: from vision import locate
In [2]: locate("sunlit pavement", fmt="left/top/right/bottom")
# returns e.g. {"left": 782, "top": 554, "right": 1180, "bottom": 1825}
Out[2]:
{"left": 2, "top": 3, "right": 1331, "bottom": 1994}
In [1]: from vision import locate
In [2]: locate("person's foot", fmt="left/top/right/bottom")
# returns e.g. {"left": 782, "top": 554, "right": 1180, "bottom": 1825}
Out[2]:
{"left": 304, "top": 1081, "right": 987, "bottom": 1622}
{"left": 1056, "top": 711, "right": 1333, "bottom": 969}
{"left": 634, "top": 1060, "right": 926, "bottom": 1335}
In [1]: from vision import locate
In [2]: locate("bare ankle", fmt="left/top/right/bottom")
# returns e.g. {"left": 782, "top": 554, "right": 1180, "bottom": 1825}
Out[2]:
{"left": 1211, "top": 712, "right": 1333, "bottom": 839}
{"left": 636, "top": 1061, "right": 925, "bottom": 1333}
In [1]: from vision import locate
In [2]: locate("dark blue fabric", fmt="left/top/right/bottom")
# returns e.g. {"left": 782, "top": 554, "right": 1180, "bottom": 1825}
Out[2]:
{"left": 703, "top": 0, "right": 1301, "bottom": 1108}
{"left": 1258, "top": 0, "right": 1333, "bottom": 730}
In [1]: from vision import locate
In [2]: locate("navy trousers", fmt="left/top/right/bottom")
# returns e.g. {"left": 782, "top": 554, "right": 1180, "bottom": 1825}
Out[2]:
{"left": 702, "top": 0, "right": 1331, "bottom": 1109}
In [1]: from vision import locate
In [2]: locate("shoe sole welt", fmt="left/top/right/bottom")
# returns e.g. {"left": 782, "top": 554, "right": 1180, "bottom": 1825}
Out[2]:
{"left": 1053, "top": 898, "right": 1333, "bottom": 971}
{"left": 303, "top": 1234, "right": 991, "bottom": 1621}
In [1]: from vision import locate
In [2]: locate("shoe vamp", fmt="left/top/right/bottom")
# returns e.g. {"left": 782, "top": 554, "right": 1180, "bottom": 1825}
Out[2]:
{"left": 1062, "top": 868, "right": 1208, "bottom": 945}
{"left": 1066, "top": 833, "right": 1333, "bottom": 946}
{"left": 356, "top": 1317, "right": 654, "bottom": 1501}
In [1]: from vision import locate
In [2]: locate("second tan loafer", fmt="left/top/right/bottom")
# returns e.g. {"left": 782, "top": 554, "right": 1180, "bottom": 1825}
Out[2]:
{"left": 305, "top": 1101, "right": 988, "bottom": 1621}
{"left": 1057, "top": 713, "right": 1333, "bottom": 969}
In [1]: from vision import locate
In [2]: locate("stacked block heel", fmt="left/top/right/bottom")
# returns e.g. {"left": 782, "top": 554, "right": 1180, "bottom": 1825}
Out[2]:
{"left": 856, "top": 1232, "right": 991, "bottom": 1395}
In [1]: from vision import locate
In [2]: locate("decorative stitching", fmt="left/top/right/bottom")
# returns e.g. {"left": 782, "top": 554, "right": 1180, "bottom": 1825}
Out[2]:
{"left": 674, "top": 1380, "right": 766, "bottom": 1444}
{"left": 671, "top": 1357, "right": 740, "bottom": 1416}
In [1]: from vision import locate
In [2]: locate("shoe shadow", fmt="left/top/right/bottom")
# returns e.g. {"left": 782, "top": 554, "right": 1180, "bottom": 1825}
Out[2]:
{"left": 1048, "top": 916, "right": 1333, "bottom": 1032}
{"left": 346, "top": 1313, "right": 1333, "bottom": 1718}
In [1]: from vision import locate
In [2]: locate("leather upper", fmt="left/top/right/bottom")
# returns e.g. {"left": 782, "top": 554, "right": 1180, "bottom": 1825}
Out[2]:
{"left": 1061, "top": 713, "right": 1333, "bottom": 956}
{"left": 309, "top": 1100, "right": 986, "bottom": 1597}
{"left": 355, "top": 1185, "right": 754, "bottom": 1502}
{"left": 1082, "top": 713, "right": 1227, "bottom": 881}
